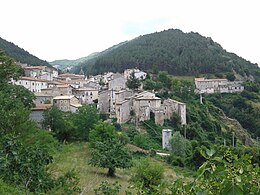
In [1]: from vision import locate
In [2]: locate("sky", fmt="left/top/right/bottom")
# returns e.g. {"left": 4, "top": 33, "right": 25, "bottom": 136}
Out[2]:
{"left": 0, "top": 0, "right": 259, "bottom": 65}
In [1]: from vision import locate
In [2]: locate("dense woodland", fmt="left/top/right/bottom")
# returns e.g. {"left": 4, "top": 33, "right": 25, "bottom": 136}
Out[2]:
{"left": 0, "top": 37, "right": 50, "bottom": 66}
{"left": 73, "top": 29, "right": 260, "bottom": 83}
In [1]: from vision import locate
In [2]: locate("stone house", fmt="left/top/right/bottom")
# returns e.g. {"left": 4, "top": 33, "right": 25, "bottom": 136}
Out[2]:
{"left": 34, "top": 92, "right": 53, "bottom": 104}
{"left": 98, "top": 90, "right": 116, "bottom": 114}
{"left": 161, "top": 99, "right": 187, "bottom": 125}
{"left": 72, "top": 87, "right": 98, "bottom": 104}
{"left": 53, "top": 95, "right": 81, "bottom": 112}
{"left": 30, "top": 104, "right": 52, "bottom": 127}
{"left": 115, "top": 90, "right": 134, "bottom": 123}
{"left": 108, "top": 73, "right": 126, "bottom": 91}
{"left": 39, "top": 84, "right": 73, "bottom": 96}
{"left": 195, "top": 77, "right": 244, "bottom": 94}
{"left": 133, "top": 91, "right": 161, "bottom": 123}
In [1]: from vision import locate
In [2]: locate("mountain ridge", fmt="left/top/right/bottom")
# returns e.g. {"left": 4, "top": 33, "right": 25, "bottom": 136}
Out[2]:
{"left": 0, "top": 37, "right": 50, "bottom": 67}
{"left": 72, "top": 29, "right": 259, "bottom": 81}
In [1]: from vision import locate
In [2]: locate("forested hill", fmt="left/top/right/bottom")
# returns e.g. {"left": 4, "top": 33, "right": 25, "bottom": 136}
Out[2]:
{"left": 74, "top": 29, "right": 259, "bottom": 80}
{"left": 50, "top": 52, "right": 100, "bottom": 71}
{"left": 0, "top": 37, "right": 50, "bottom": 66}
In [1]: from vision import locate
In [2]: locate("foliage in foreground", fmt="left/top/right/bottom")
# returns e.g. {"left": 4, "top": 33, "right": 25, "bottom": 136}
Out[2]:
{"left": 94, "top": 148, "right": 259, "bottom": 195}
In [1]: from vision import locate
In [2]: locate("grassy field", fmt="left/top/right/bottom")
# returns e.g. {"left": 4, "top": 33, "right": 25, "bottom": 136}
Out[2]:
{"left": 48, "top": 142, "right": 188, "bottom": 194}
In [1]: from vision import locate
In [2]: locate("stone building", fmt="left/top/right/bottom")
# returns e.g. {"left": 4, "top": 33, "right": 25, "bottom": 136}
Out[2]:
{"left": 162, "top": 99, "right": 187, "bottom": 125}
{"left": 108, "top": 73, "right": 126, "bottom": 91}
{"left": 98, "top": 90, "right": 116, "bottom": 114}
{"left": 195, "top": 77, "right": 244, "bottom": 94}
{"left": 34, "top": 92, "right": 53, "bottom": 104}
{"left": 30, "top": 104, "right": 52, "bottom": 127}
{"left": 72, "top": 87, "right": 98, "bottom": 104}
{"left": 99, "top": 89, "right": 187, "bottom": 126}
{"left": 133, "top": 91, "right": 161, "bottom": 123}
{"left": 115, "top": 90, "right": 134, "bottom": 123}
{"left": 53, "top": 95, "right": 81, "bottom": 112}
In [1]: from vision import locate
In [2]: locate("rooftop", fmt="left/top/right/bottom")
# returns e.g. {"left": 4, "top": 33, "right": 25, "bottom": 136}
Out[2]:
{"left": 19, "top": 76, "right": 48, "bottom": 82}
{"left": 31, "top": 104, "right": 52, "bottom": 111}
{"left": 24, "top": 66, "right": 45, "bottom": 70}
{"left": 195, "top": 77, "right": 227, "bottom": 82}
{"left": 74, "top": 88, "right": 98, "bottom": 91}
{"left": 53, "top": 95, "right": 75, "bottom": 100}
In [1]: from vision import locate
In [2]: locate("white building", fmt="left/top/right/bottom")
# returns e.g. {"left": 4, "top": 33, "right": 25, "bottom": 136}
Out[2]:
{"left": 124, "top": 68, "right": 147, "bottom": 80}
{"left": 195, "top": 77, "right": 244, "bottom": 94}
{"left": 24, "top": 66, "right": 58, "bottom": 81}
{"left": 11, "top": 77, "right": 49, "bottom": 92}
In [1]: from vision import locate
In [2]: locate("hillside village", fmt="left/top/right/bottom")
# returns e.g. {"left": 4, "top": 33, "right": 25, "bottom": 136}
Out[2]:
{"left": 11, "top": 64, "right": 189, "bottom": 129}
{"left": 10, "top": 62, "right": 247, "bottom": 145}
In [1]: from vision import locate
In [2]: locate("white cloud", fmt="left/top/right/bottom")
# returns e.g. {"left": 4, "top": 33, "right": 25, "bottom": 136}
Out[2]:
{"left": 0, "top": 0, "right": 259, "bottom": 65}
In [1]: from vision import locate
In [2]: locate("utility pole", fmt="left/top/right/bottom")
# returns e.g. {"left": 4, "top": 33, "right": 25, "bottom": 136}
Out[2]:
{"left": 232, "top": 132, "right": 235, "bottom": 147}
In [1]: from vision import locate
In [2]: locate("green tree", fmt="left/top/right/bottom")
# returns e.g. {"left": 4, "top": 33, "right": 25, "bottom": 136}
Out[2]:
{"left": 0, "top": 50, "right": 35, "bottom": 135}
{"left": 170, "top": 131, "right": 191, "bottom": 158}
{"left": 143, "top": 79, "right": 157, "bottom": 90}
{"left": 226, "top": 72, "right": 235, "bottom": 81}
{"left": 130, "top": 158, "right": 165, "bottom": 194}
{"left": 0, "top": 49, "right": 22, "bottom": 83}
{"left": 0, "top": 135, "right": 54, "bottom": 194}
{"left": 126, "top": 72, "right": 141, "bottom": 90}
{"left": 89, "top": 122, "right": 132, "bottom": 177}
{"left": 158, "top": 71, "right": 171, "bottom": 89}
{"left": 72, "top": 105, "right": 99, "bottom": 141}
{"left": 169, "top": 148, "right": 260, "bottom": 195}
{"left": 42, "top": 106, "right": 74, "bottom": 141}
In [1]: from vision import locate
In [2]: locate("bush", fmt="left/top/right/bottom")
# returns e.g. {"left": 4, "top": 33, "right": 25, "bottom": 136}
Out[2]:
{"left": 130, "top": 158, "right": 165, "bottom": 194}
